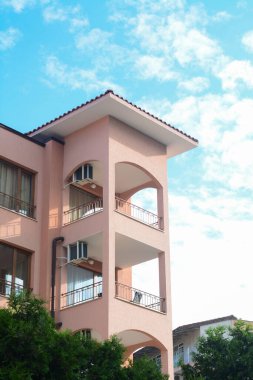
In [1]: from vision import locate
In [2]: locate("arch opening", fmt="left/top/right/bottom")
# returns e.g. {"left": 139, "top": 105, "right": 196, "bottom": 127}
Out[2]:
{"left": 63, "top": 160, "right": 103, "bottom": 225}
{"left": 115, "top": 162, "right": 164, "bottom": 230}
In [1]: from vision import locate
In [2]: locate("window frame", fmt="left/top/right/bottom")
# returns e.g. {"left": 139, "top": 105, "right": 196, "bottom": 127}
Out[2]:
{"left": 0, "top": 242, "right": 31, "bottom": 297}
{"left": 0, "top": 158, "right": 35, "bottom": 218}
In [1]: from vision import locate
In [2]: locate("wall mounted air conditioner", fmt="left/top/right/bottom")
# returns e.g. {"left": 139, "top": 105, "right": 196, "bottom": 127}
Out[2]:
{"left": 67, "top": 241, "right": 88, "bottom": 263}
{"left": 72, "top": 164, "right": 93, "bottom": 183}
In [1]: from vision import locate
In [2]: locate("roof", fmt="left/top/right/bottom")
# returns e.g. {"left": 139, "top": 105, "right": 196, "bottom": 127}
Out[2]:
{"left": 0, "top": 122, "right": 45, "bottom": 147}
{"left": 173, "top": 315, "right": 238, "bottom": 336}
{"left": 27, "top": 90, "right": 198, "bottom": 158}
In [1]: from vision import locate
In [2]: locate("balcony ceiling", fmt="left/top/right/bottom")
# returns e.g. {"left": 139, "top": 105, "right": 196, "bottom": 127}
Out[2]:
{"left": 117, "top": 330, "right": 151, "bottom": 347}
{"left": 115, "top": 163, "right": 151, "bottom": 194}
{"left": 81, "top": 161, "right": 153, "bottom": 194}
{"left": 77, "top": 232, "right": 159, "bottom": 269}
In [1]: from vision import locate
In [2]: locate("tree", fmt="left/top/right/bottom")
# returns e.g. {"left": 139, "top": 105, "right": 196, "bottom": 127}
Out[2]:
{"left": 125, "top": 356, "right": 169, "bottom": 380}
{"left": 181, "top": 321, "right": 253, "bottom": 380}
{"left": 0, "top": 291, "right": 168, "bottom": 380}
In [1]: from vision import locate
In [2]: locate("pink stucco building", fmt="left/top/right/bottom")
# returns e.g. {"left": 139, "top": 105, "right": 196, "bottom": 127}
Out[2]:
{"left": 0, "top": 90, "right": 197, "bottom": 377}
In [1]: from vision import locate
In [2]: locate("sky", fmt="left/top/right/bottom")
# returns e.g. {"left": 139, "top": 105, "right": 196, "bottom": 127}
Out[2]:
{"left": 1, "top": 0, "right": 253, "bottom": 329}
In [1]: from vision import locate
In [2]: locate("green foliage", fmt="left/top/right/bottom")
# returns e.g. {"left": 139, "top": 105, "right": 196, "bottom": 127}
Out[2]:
{"left": 181, "top": 321, "right": 253, "bottom": 380}
{"left": 125, "top": 356, "right": 169, "bottom": 380}
{"left": 0, "top": 291, "right": 168, "bottom": 380}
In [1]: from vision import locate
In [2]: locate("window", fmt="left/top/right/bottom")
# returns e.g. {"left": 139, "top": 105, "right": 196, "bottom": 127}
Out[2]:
{"left": 67, "top": 241, "right": 88, "bottom": 262}
{"left": 174, "top": 343, "right": 184, "bottom": 367}
{"left": 66, "top": 266, "right": 102, "bottom": 306}
{"left": 75, "top": 329, "right": 91, "bottom": 339}
{"left": 0, "top": 242, "right": 30, "bottom": 297}
{"left": 0, "top": 159, "right": 35, "bottom": 218}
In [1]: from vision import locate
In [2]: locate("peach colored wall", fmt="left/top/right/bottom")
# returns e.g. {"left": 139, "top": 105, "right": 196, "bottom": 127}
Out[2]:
{"left": 0, "top": 114, "right": 174, "bottom": 377}
{"left": 62, "top": 117, "right": 109, "bottom": 181}
{"left": 116, "top": 267, "right": 132, "bottom": 287}
{"left": 39, "top": 140, "right": 64, "bottom": 303}
{"left": 108, "top": 117, "right": 173, "bottom": 377}
{"left": 0, "top": 127, "right": 45, "bottom": 294}
{"left": 57, "top": 116, "right": 173, "bottom": 376}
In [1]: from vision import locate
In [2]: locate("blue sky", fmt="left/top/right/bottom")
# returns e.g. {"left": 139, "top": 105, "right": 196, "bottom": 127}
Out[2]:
{"left": 1, "top": 0, "right": 253, "bottom": 328}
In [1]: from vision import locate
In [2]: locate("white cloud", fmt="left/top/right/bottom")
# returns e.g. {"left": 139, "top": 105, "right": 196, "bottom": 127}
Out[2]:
{"left": 75, "top": 28, "right": 112, "bottom": 50}
{"left": 0, "top": 27, "right": 21, "bottom": 50}
{"left": 139, "top": 91, "right": 253, "bottom": 192}
{"left": 218, "top": 59, "right": 253, "bottom": 90}
{"left": 178, "top": 77, "right": 209, "bottom": 93}
{"left": 135, "top": 55, "right": 178, "bottom": 81}
{"left": 44, "top": 55, "right": 124, "bottom": 95}
{"left": 114, "top": 1, "right": 226, "bottom": 80}
{"left": 242, "top": 30, "right": 253, "bottom": 52}
{"left": 1, "top": 0, "right": 35, "bottom": 12}
{"left": 43, "top": 6, "right": 68, "bottom": 22}
{"left": 43, "top": 4, "right": 80, "bottom": 23}
{"left": 69, "top": 17, "right": 89, "bottom": 33}
{"left": 212, "top": 11, "right": 231, "bottom": 22}
{"left": 170, "top": 191, "right": 253, "bottom": 326}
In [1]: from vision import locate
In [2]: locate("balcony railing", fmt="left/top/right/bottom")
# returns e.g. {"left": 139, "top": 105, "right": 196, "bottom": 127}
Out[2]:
{"left": 63, "top": 198, "right": 103, "bottom": 225}
{"left": 115, "top": 197, "right": 162, "bottom": 230}
{"left": 0, "top": 278, "right": 25, "bottom": 297}
{"left": 0, "top": 191, "right": 35, "bottom": 218}
{"left": 115, "top": 282, "right": 165, "bottom": 313}
{"left": 61, "top": 281, "right": 103, "bottom": 309}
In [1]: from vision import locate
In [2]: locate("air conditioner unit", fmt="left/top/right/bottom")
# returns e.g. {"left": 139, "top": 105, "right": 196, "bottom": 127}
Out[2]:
{"left": 72, "top": 164, "right": 93, "bottom": 183}
{"left": 67, "top": 241, "right": 88, "bottom": 263}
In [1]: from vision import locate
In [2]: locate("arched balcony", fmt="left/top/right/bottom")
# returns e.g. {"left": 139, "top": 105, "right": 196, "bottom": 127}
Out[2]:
{"left": 115, "top": 162, "right": 164, "bottom": 230}
{"left": 63, "top": 160, "right": 103, "bottom": 225}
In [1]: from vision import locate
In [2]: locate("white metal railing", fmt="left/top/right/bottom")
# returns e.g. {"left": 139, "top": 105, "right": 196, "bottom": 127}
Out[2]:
{"left": 0, "top": 278, "right": 26, "bottom": 297}
{"left": 63, "top": 198, "right": 103, "bottom": 224}
{"left": 115, "top": 197, "right": 162, "bottom": 230}
{"left": 0, "top": 191, "right": 35, "bottom": 218}
{"left": 61, "top": 281, "right": 103, "bottom": 308}
{"left": 115, "top": 282, "right": 165, "bottom": 313}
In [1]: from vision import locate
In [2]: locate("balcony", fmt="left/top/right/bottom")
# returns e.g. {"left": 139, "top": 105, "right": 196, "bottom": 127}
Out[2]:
{"left": 0, "top": 277, "right": 25, "bottom": 298}
{"left": 0, "top": 191, "right": 35, "bottom": 218}
{"left": 63, "top": 198, "right": 103, "bottom": 225}
{"left": 115, "top": 197, "right": 162, "bottom": 230}
{"left": 63, "top": 196, "right": 162, "bottom": 230}
{"left": 61, "top": 281, "right": 103, "bottom": 309}
{"left": 60, "top": 281, "right": 165, "bottom": 313}
{"left": 115, "top": 282, "right": 165, "bottom": 313}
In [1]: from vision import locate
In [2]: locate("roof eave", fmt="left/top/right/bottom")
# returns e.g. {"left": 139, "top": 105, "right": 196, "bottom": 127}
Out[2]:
{"left": 28, "top": 91, "right": 198, "bottom": 158}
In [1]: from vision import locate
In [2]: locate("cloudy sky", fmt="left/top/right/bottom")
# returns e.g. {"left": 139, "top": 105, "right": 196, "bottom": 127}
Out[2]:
{"left": 1, "top": 0, "right": 253, "bottom": 328}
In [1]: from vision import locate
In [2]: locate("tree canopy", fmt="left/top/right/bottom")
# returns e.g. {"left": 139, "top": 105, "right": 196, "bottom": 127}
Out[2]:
{"left": 0, "top": 291, "right": 168, "bottom": 380}
{"left": 181, "top": 321, "right": 253, "bottom": 380}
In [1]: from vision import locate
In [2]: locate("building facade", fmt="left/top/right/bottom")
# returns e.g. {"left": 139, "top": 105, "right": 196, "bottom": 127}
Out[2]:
{"left": 0, "top": 90, "right": 197, "bottom": 377}
{"left": 173, "top": 315, "right": 243, "bottom": 379}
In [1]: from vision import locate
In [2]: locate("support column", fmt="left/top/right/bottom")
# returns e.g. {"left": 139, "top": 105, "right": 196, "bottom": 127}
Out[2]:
{"left": 157, "top": 187, "right": 164, "bottom": 230}
{"left": 160, "top": 349, "right": 170, "bottom": 376}
{"left": 101, "top": 141, "right": 116, "bottom": 338}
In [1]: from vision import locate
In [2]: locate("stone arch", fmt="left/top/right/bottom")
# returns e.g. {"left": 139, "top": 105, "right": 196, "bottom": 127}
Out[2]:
{"left": 115, "top": 329, "right": 170, "bottom": 375}
{"left": 115, "top": 161, "right": 162, "bottom": 200}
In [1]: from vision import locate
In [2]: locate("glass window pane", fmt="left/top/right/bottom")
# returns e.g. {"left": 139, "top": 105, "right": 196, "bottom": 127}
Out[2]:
{"left": 15, "top": 251, "right": 29, "bottom": 290}
{"left": 67, "top": 266, "right": 94, "bottom": 305}
{"left": 21, "top": 172, "right": 32, "bottom": 203}
{"left": 0, "top": 243, "right": 13, "bottom": 295}
{"left": 0, "top": 161, "right": 18, "bottom": 210}
{"left": 69, "top": 244, "right": 78, "bottom": 261}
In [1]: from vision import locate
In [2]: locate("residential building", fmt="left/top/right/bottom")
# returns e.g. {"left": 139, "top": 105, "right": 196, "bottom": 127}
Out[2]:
{"left": 173, "top": 315, "right": 245, "bottom": 379}
{"left": 134, "top": 315, "right": 250, "bottom": 378}
{"left": 0, "top": 90, "right": 198, "bottom": 378}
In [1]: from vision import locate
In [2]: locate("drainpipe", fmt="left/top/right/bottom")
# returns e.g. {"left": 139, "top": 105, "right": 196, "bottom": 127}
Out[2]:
{"left": 51, "top": 236, "right": 64, "bottom": 319}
